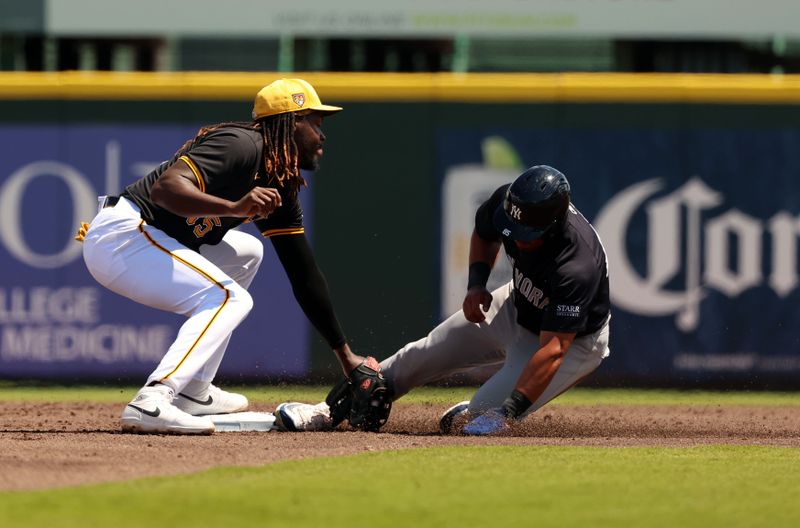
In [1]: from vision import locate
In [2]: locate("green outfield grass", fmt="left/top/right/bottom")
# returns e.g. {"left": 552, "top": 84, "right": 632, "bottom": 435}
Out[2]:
{"left": 2, "top": 445, "right": 799, "bottom": 528}
{"left": 1, "top": 382, "right": 800, "bottom": 406}
{"left": 2, "top": 385, "right": 799, "bottom": 527}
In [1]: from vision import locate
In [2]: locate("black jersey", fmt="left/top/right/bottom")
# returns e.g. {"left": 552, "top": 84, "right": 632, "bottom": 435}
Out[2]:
{"left": 122, "top": 126, "right": 303, "bottom": 251}
{"left": 475, "top": 184, "right": 610, "bottom": 337}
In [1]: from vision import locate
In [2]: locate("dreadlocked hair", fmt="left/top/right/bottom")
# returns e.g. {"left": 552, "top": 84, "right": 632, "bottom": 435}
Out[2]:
{"left": 257, "top": 112, "right": 306, "bottom": 199}
{"left": 176, "top": 114, "right": 305, "bottom": 200}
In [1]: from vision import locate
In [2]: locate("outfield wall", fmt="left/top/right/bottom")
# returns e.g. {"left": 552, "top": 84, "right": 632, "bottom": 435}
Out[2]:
{"left": 0, "top": 72, "right": 798, "bottom": 387}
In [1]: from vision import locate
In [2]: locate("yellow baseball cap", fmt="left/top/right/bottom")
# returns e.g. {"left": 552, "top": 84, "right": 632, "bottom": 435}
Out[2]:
{"left": 252, "top": 78, "right": 343, "bottom": 120}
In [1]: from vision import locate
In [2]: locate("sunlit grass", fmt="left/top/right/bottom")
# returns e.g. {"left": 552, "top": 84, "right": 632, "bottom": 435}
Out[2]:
{"left": 2, "top": 445, "right": 799, "bottom": 528}
{"left": 0, "top": 382, "right": 798, "bottom": 406}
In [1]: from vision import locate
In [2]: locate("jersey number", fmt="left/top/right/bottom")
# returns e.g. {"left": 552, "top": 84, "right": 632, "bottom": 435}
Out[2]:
{"left": 187, "top": 216, "right": 221, "bottom": 238}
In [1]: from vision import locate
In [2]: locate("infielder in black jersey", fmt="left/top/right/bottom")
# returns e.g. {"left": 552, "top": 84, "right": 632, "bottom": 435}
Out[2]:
{"left": 79, "top": 78, "right": 368, "bottom": 434}
{"left": 275, "top": 165, "right": 611, "bottom": 435}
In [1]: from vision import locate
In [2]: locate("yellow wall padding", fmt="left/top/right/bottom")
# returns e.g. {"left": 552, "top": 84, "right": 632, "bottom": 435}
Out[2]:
{"left": 2, "top": 71, "right": 800, "bottom": 104}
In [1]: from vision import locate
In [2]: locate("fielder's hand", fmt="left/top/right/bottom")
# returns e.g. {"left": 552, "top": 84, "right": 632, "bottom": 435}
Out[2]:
{"left": 463, "top": 286, "right": 493, "bottom": 323}
{"left": 230, "top": 187, "right": 282, "bottom": 218}
{"left": 462, "top": 408, "right": 510, "bottom": 436}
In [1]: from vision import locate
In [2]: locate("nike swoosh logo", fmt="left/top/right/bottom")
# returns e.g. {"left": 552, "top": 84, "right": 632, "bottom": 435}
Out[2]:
{"left": 128, "top": 403, "right": 161, "bottom": 417}
{"left": 178, "top": 393, "right": 213, "bottom": 406}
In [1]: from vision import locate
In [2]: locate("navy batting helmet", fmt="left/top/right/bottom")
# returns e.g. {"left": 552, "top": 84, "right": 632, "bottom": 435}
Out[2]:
{"left": 493, "top": 165, "right": 571, "bottom": 241}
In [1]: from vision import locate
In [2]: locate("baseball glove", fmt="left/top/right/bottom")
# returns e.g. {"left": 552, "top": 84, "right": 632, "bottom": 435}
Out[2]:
{"left": 324, "top": 356, "right": 392, "bottom": 432}
{"left": 325, "top": 376, "right": 353, "bottom": 428}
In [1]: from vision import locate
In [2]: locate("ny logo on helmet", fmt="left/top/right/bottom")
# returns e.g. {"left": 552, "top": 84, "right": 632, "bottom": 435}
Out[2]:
{"left": 510, "top": 205, "right": 522, "bottom": 220}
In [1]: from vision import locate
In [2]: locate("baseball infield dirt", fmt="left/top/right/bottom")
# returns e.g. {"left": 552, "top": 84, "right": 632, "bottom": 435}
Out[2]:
{"left": 2, "top": 401, "right": 799, "bottom": 491}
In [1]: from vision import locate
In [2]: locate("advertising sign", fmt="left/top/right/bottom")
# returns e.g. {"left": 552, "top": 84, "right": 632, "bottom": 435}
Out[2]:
{"left": 45, "top": 0, "right": 800, "bottom": 39}
{"left": 439, "top": 128, "right": 800, "bottom": 384}
{"left": 0, "top": 125, "right": 309, "bottom": 380}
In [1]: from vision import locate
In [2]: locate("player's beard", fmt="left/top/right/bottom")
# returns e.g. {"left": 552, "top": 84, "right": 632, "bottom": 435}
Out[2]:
{"left": 298, "top": 148, "right": 320, "bottom": 171}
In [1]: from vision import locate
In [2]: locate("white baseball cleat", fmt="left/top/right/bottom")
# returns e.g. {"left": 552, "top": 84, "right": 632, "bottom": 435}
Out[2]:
{"left": 439, "top": 400, "right": 471, "bottom": 435}
{"left": 174, "top": 381, "right": 249, "bottom": 416}
{"left": 121, "top": 385, "right": 215, "bottom": 435}
{"left": 274, "top": 402, "right": 334, "bottom": 432}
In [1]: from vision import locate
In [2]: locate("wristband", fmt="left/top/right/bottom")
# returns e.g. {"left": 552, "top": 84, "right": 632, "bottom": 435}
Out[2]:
{"left": 467, "top": 262, "right": 491, "bottom": 290}
{"left": 501, "top": 389, "right": 532, "bottom": 419}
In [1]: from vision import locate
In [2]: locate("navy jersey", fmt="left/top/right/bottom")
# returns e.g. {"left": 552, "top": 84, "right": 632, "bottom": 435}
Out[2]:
{"left": 475, "top": 184, "right": 610, "bottom": 336}
{"left": 122, "top": 126, "right": 303, "bottom": 251}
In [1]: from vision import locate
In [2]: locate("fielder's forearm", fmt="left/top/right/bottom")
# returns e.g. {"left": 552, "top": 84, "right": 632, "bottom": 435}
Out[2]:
{"left": 332, "top": 343, "right": 363, "bottom": 375}
{"left": 150, "top": 161, "right": 237, "bottom": 217}
{"left": 271, "top": 234, "right": 347, "bottom": 349}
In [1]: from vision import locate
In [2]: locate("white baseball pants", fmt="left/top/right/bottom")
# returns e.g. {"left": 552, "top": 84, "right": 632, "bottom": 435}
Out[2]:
{"left": 81, "top": 196, "right": 263, "bottom": 392}
{"left": 380, "top": 282, "right": 610, "bottom": 416}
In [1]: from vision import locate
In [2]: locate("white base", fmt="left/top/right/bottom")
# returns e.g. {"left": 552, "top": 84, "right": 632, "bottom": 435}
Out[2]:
{"left": 209, "top": 411, "right": 276, "bottom": 432}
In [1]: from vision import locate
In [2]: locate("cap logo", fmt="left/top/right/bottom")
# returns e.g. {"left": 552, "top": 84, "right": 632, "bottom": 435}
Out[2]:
{"left": 291, "top": 93, "right": 305, "bottom": 107}
{"left": 510, "top": 204, "right": 522, "bottom": 220}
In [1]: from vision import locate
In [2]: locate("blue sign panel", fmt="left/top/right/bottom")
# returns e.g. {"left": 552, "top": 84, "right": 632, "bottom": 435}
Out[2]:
{"left": 438, "top": 128, "right": 800, "bottom": 384}
{"left": 0, "top": 125, "right": 310, "bottom": 380}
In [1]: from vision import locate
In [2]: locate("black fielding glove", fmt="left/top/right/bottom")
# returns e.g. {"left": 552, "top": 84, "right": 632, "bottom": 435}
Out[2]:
{"left": 324, "top": 376, "right": 353, "bottom": 427}
{"left": 323, "top": 357, "right": 393, "bottom": 431}
{"left": 347, "top": 357, "right": 392, "bottom": 432}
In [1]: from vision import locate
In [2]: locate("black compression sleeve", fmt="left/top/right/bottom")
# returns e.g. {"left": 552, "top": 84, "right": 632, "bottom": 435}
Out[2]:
{"left": 270, "top": 234, "right": 347, "bottom": 349}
